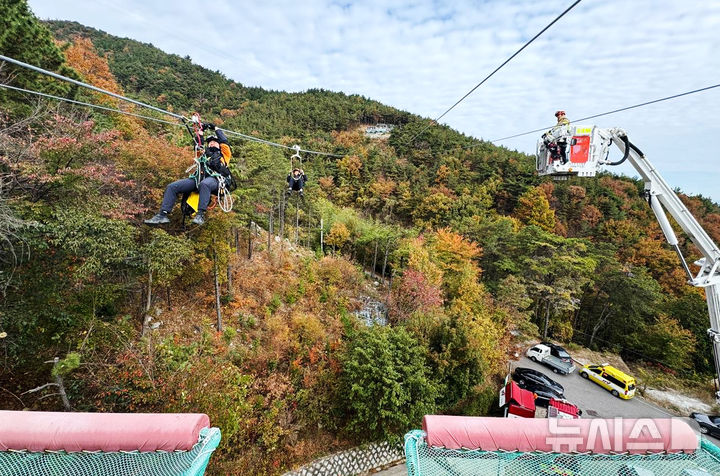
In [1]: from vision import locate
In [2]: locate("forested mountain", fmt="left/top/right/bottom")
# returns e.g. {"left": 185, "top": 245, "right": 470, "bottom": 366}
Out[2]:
{"left": 2, "top": 3, "right": 720, "bottom": 474}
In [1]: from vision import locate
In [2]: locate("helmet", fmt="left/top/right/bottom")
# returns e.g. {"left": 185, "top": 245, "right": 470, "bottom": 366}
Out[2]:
{"left": 205, "top": 136, "right": 220, "bottom": 146}
{"left": 292, "top": 168, "right": 300, "bottom": 173}
{"left": 555, "top": 110, "right": 566, "bottom": 118}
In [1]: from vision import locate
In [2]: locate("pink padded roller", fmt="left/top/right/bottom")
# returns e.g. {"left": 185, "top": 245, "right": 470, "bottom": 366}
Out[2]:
{"left": 0, "top": 411, "right": 210, "bottom": 452}
{"left": 422, "top": 415, "right": 699, "bottom": 454}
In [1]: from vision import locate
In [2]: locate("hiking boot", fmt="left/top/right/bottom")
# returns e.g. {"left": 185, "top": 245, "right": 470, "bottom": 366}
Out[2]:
{"left": 144, "top": 212, "right": 170, "bottom": 225}
{"left": 286, "top": 188, "right": 292, "bottom": 197}
{"left": 192, "top": 211, "right": 206, "bottom": 226}
{"left": 299, "top": 189, "right": 305, "bottom": 199}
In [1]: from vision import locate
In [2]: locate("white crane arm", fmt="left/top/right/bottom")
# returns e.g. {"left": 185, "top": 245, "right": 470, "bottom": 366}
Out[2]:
{"left": 537, "top": 125, "right": 720, "bottom": 401}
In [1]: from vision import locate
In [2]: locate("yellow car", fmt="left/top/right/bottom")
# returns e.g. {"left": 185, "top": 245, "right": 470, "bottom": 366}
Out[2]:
{"left": 580, "top": 364, "right": 636, "bottom": 399}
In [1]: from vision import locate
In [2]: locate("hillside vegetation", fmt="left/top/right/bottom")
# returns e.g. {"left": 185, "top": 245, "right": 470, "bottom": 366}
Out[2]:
{"left": 2, "top": 2, "right": 720, "bottom": 474}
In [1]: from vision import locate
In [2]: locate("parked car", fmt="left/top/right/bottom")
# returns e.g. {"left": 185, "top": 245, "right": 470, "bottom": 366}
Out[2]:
{"left": 512, "top": 367, "right": 564, "bottom": 406}
{"left": 541, "top": 342, "right": 573, "bottom": 364}
{"left": 527, "top": 343, "right": 576, "bottom": 374}
{"left": 580, "top": 364, "right": 636, "bottom": 399}
{"left": 691, "top": 412, "right": 720, "bottom": 437}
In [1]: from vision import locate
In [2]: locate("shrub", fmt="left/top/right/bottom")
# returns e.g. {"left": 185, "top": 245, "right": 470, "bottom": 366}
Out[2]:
{"left": 340, "top": 326, "right": 437, "bottom": 441}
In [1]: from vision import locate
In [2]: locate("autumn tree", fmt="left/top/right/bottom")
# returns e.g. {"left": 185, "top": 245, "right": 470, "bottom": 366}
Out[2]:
{"left": 325, "top": 222, "right": 350, "bottom": 255}
{"left": 515, "top": 186, "right": 556, "bottom": 232}
{"left": 388, "top": 269, "right": 443, "bottom": 323}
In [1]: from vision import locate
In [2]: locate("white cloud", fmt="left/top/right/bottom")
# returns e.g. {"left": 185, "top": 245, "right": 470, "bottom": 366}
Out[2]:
{"left": 26, "top": 0, "right": 720, "bottom": 201}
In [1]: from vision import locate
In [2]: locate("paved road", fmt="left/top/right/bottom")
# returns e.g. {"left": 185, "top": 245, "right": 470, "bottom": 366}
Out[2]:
{"left": 513, "top": 357, "right": 720, "bottom": 444}
{"left": 513, "top": 356, "right": 672, "bottom": 419}
{"left": 374, "top": 356, "right": 718, "bottom": 475}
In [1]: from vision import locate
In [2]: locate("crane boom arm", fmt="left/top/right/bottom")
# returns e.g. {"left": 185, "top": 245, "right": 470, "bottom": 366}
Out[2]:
{"left": 602, "top": 128, "right": 720, "bottom": 400}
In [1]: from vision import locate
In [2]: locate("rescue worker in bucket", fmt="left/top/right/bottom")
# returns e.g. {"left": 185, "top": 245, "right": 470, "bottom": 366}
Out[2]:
{"left": 543, "top": 110, "right": 570, "bottom": 164}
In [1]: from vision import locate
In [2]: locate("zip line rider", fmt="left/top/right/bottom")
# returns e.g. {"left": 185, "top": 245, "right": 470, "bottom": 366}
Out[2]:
{"left": 287, "top": 168, "right": 307, "bottom": 198}
{"left": 145, "top": 123, "right": 232, "bottom": 226}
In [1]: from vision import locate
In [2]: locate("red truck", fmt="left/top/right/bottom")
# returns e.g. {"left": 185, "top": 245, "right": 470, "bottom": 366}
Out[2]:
{"left": 499, "top": 378, "right": 581, "bottom": 419}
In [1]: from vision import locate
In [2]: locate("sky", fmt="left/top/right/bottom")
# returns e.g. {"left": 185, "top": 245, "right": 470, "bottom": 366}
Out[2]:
{"left": 26, "top": 0, "right": 720, "bottom": 202}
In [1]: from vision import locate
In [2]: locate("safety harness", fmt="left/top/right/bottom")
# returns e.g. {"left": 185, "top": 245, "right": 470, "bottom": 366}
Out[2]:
{"left": 181, "top": 113, "right": 234, "bottom": 214}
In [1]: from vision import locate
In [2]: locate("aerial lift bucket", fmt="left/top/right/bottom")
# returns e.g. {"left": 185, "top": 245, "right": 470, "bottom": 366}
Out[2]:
{"left": 536, "top": 125, "right": 607, "bottom": 179}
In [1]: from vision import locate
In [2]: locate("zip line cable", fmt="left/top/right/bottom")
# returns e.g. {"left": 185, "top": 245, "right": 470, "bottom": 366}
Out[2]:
{"left": 0, "top": 54, "right": 185, "bottom": 120}
{"left": 0, "top": 54, "right": 344, "bottom": 158}
{"left": 489, "top": 83, "right": 720, "bottom": 144}
{"left": 222, "top": 129, "right": 343, "bottom": 157}
{"left": 0, "top": 83, "right": 181, "bottom": 126}
{"left": 406, "top": 0, "right": 582, "bottom": 144}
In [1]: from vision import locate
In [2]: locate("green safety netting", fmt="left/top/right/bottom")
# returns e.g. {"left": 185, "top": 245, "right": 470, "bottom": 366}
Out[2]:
{"left": 404, "top": 430, "right": 720, "bottom": 476}
{"left": 0, "top": 427, "right": 221, "bottom": 476}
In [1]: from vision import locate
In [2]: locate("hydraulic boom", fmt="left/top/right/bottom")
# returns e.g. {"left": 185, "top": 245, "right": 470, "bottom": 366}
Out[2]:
{"left": 538, "top": 126, "right": 720, "bottom": 400}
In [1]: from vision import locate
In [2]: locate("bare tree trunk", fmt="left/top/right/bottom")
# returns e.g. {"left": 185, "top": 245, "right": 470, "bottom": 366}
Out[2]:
{"left": 247, "top": 221, "right": 253, "bottom": 260}
{"left": 543, "top": 300, "right": 551, "bottom": 339}
{"left": 268, "top": 209, "right": 273, "bottom": 250}
{"left": 227, "top": 262, "right": 233, "bottom": 294}
{"left": 320, "top": 217, "right": 324, "bottom": 254}
{"left": 589, "top": 303, "right": 610, "bottom": 347}
{"left": 213, "top": 248, "right": 223, "bottom": 332}
{"left": 52, "top": 358, "right": 71, "bottom": 411}
{"left": 294, "top": 203, "right": 299, "bottom": 244}
{"left": 372, "top": 241, "right": 379, "bottom": 278}
{"left": 234, "top": 226, "right": 240, "bottom": 255}
{"left": 381, "top": 240, "right": 390, "bottom": 284}
{"left": 306, "top": 211, "right": 312, "bottom": 248}
{"left": 386, "top": 270, "right": 394, "bottom": 307}
{"left": 279, "top": 192, "right": 285, "bottom": 249}
{"left": 141, "top": 266, "right": 152, "bottom": 338}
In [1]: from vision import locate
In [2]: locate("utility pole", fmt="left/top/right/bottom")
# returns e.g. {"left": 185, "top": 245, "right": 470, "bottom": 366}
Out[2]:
{"left": 320, "top": 217, "right": 324, "bottom": 254}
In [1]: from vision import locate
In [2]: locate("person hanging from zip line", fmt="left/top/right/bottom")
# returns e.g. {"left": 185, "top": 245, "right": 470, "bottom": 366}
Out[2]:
{"left": 145, "top": 123, "right": 232, "bottom": 226}
{"left": 542, "top": 110, "right": 570, "bottom": 165}
{"left": 286, "top": 167, "right": 307, "bottom": 199}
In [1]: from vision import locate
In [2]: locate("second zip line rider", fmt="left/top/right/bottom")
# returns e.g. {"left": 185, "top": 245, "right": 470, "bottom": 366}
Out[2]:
{"left": 145, "top": 123, "right": 232, "bottom": 226}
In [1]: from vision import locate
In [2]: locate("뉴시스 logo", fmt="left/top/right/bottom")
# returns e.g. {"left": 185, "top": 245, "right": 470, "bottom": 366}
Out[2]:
{"left": 545, "top": 417, "right": 702, "bottom": 453}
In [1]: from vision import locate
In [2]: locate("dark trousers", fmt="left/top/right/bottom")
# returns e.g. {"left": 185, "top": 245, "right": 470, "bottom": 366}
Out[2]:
{"left": 288, "top": 178, "right": 305, "bottom": 190}
{"left": 161, "top": 177, "right": 218, "bottom": 213}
